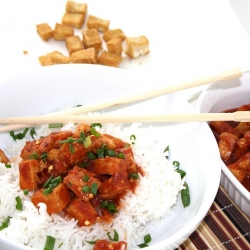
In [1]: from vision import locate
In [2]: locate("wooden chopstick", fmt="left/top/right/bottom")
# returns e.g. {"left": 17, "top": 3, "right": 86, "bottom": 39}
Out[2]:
{"left": 0, "top": 68, "right": 243, "bottom": 132}
{"left": 0, "top": 111, "right": 249, "bottom": 126}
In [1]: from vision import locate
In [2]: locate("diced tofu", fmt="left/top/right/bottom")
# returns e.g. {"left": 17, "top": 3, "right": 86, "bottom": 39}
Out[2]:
{"left": 50, "top": 131, "right": 73, "bottom": 148}
{"left": 90, "top": 135, "right": 117, "bottom": 152}
{"left": 36, "top": 23, "right": 53, "bottom": 41}
{"left": 82, "top": 29, "right": 103, "bottom": 52}
{"left": 73, "top": 123, "right": 91, "bottom": 138}
{"left": 63, "top": 166, "right": 101, "bottom": 202}
{"left": 65, "top": 197, "right": 99, "bottom": 226}
{"left": 123, "top": 36, "right": 150, "bottom": 58}
{"left": 31, "top": 183, "right": 72, "bottom": 215}
{"left": 19, "top": 159, "right": 41, "bottom": 190}
{"left": 98, "top": 51, "right": 122, "bottom": 67}
{"left": 66, "top": 1, "right": 87, "bottom": 15}
{"left": 39, "top": 51, "right": 72, "bottom": 66}
{"left": 0, "top": 149, "right": 9, "bottom": 164}
{"left": 235, "top": 122, "right": 250, "bottom": 135}
{"left": 65, "top": 35, "right": 84, "bottom": 55}
{"left": 237, "top": 151, "right": 250, "bottom": 175}
{"left": 62, "top": 12, "right": 85, "bottom": 29}
{"left": 232, "top": 138, "right": 248, "bottom": 160}
{"left": 71, "top": 48, "right": 98, "bottom": 64}
{"left": 87, "top": 15, "right": 110, "bottom": 32}
{"left": 102, "top": 29, "right": 126, "bottom": 42}
{"left": 228, "top": 163, "right": 248, "bottom": 183}
{"left": 102, "top": 134, "right": 129, "bottom": 149}
{"left": 94, "top": 240, "right": 127, "bottom": 250}
{"left": 53, "top": 23, "right": 74, "bottom": 41}
{"left": 209, "top": 121, "right": 241, "bottom": 137}
{"left": 107, "top": 38, "right": 122, "bottom": 56}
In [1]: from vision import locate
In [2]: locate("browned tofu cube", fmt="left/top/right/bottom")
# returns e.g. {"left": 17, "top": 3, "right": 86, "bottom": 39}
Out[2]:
{"left": 0, "top": 149, "right": 9, "bottom": 164}
{"left": 102, "top": 29, "right": 126, "bottom": 42}
{"left": 63, "top": 166, "right": 101, "bottom": 202}
{"left": 82, "top": 29, "right": 102, "bottom": 52}
{"left": 62, "top": 12, "right": 85, "bottom": 29}
{"left": 39, "top": 51, "right": 72, "bottom": 66}
{"left": 36, "top": 23, "right": 53, "bottom": 41}
{"left": 71, "top": 48, "right": 98, "bottom": 64}
{"left": 98, "top": 51, "right": 122, "bottom": 68}
{"left": 123, "top": 36, "right": 150, "bottom": 58}
{"left": 228, "top": 163, "right": 247, "bottom": 183}
{"left": 19, "top": 159, "right": 41, "bottom": 190}
{"left": 66, "top": 1, "right": 87, "bottom": 15}
{"left": 107, "top": 38, "right": 122, "bottom": 56}
{"left": 209, "top": 121, "right": 241, "bottom": 137}
{"left": 87, "top": 15, "right": 110, "bottom": 32}
{"left": 235, "top": 122, "right": 250, "bottom": 135}
{"left": 31, "top": 183, "right": 72, "bottom": 215}
{"left": 233, "top": 138, "right": 248, "bottom": 160}
{"left": 65, "top": 35, "right": 84, "bottom": 55}
{"left": 53, "top": 23, "right": 74, "bottom": 41}
{"left": 65, "top": 198, "right": 99, "bottom": 226}
{"left": 237, "top": 151, "right": 250, "bottom": 175}
{"left": 94, "top": 240, "right": 127, "bottom": 250}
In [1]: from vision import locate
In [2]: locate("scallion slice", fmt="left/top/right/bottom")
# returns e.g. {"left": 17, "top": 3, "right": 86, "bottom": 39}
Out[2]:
{"left": 130, "top": 173, "right": 139, "bottom": 179}
{"left": 107, "top": 229, "right": 119, "bottom": 242}
{"left": 82, "top": 186, "right": 90, "bottom": 193}
{"left": 44, "top": 175, "right": 54, "bottom": 188}
{"left": 15, "top": 196, "right": 23, "bottom": 211}
{"left": 117, "top": 152, "right": 125, "bottom": 159}
{"left": 30, "top": 127, "right": 36, "bottom": 139}
{"left": 90, "top": 183, "right": 98, "bottom": 195}
{"left": 0, "top": 216, "right": 11, "bottom": 231}
{"left": 90, "top": 127, "right": 100, "bottom": 137}
{"left": 83, "top": 175, "right": 89, "bottom": 182}
{"left": 5, "top": 163, "right": 11, "bottom": 169}
{"left": 105, "top": 150, "right": 116, "bottom": 157}
{"left": 23, "top": 189, "right": 29, "bottom": 195}
{"left": 44, "top": 235, "right": 56, "bottom": 250}
{"left": 137, "top": 234, "right": 152, "bottom": 248}
{"left": 90, "top": 123, "right": 102, "bottom": 128}
{"left": 48, "top": 123, "right": 63, "bottom": 128}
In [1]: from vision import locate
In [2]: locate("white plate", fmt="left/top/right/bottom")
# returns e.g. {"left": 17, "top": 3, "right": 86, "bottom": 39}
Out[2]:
{"left": 0, "top": 64, "right": 221, "bottom": 250}
{"left": 1, "top": 0, "right": 250, "bottom": 101}
{"left": 196, "top": 72, "right": 250, "bottom": 217}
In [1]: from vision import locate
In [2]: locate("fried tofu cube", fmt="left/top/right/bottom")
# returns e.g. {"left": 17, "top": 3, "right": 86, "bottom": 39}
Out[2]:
{"left": 123, "top": 36, "right": 150, "bottom": 58}
{"left": 107, "top": 38, "right": 122, "bottom": 56}
{"left": 66, "top": 1, "right": 87, "bottom": 15}
{"left": 19, "top": 159, "right": 41, "bottom": 190}
{"left": 235, "top": 122, "right": 250, "bottom": 135}
{"left": 82, "top": 29, "right": 102, "bottom": 52}
{"left": 31, "top": 183, "right": 72, "bottom": 215}
{"left": 87, "top": 15, "right": 110, "bottom": 32}
{"left": 0, "top": 149, "right": 9, "bottom": 164}
{"left": 102, "top": 29, "right": 126, "bottom": 42}
{"left": 39, "top": 51, "right": 71, "bottom": 66}
{"left": 228, "top": 163, "right": 247, "bottom": 183}
{"left": 65, "top": 198, "right": 99, "bottom": 226}
{"left": 53, "top": 23, "right": 74, "bottom": 41}
{"left": 65, "top": 35, "right": 84, "bottom": 55}
{"left": 99, "top": 51, "right": 122, "bottom": 67}
{"left": 62, "top": 12, "right": 85, "bottom": 29}
{"left": 71, "top": 48, "right": 98, "bottom": 64}
{"left": 94, "top": 240, "right": 127, "bottom": 250}
{"left": 36, "top": 23, "right": 53, "bottom": 41}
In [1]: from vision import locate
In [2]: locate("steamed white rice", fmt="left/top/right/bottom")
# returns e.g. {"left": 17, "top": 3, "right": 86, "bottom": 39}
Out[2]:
{"left": 0, "top": 121, "right": 185, "bottom": 250}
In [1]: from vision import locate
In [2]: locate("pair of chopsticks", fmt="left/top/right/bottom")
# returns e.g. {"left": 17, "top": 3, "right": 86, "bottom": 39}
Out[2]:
{"left": 0, "top": 68, "right": 247, "bottom": 132}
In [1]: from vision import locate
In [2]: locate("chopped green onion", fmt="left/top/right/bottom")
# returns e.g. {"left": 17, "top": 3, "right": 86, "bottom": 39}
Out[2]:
{"left": 43, "top": 188, "right": 53, "bottom": 195}
{"left": 41, "top": 152, "right": 47, "bottom": 162}
{"left": 90, "top": 123, "right": 102, "bottom": 128}
{"left": 10, "top": 128, "right": 29, "bottom": 141}
{"left": 83, "top": 175, "right": 89, "bottom": 182}
{"left": 107, "top": 230, "right": 119, "bottom": 242}
{"left": 130, "top": 173, "right": 139, "bottom": 179}
{"left": 51, "top": 176, "right": 62, "bottom": 184}
{"left": 86, "top": 240, "right": 97, "bottom": 244}
{"left": 163, "top": 145, "right": 169, "bottom": 159}
{"left": 138, "top": 234, "right": 152, "bottom": 248}
{"left": 48, "top": 183, "right": 58, "bottom": 189}
{"left": 181, "top": 182, "right": 190, "bottom": 208}
{"left": 29, "top": 152, "right": 38, "bottom": 160}
{"left": 15, "top": 196, "right": 23, "bottom": 211}
{"left": 48, "top": 123, "right": 63, "bottom": 128}
{"left": 44, "top": 175, "right": 54, "bottom": 188}
{"left": 87, "top": 152, "right": 96, "bottom": 160}
{"left": 0, "top": 216, "right": 11, "bottom": 231}
{"left": 90, "top": 127, "right": 100, "bottom": 137}
{"left": 173, "top": 161, "right": 180, "bottom": 169}
{"left": 76, "top": 104, "right": 82, "bottom": 107}
{"left": 84, "top": 136, "right": 92, "bottom": 148}
{"left": 79, "top": 162, "right": 90, "bottom": 168}
{"left": 58, "top": 242, "right": 63, "bottom": 248}
{"left": 5, "top": 163, "right": 11, "bottom": 168}
{"left": 90, "top": 183, "right": 98, "bottom": 195}
{"left": 130, "top": 134, "right": 136, "bottom": 140}
{"left": 59, "top": 137, "right": 85, "bottom": 144}
{"left": 44, "top": 235, "right": 56, "bottom": 250}
{"left": 100, "top": 200, "right": 118, "bottom": 213}
{"left": 82, "top": 186, "right": 90, "bottom": 193}
{"left": 23, "top": 189, "right": 29, "bottom": 195}
{"left": 30, "top": 127, "right": 36, "bottom": 139}
{"left": 69, "top": 143, "right": 75, "bottom": 154}
{"left": 105, "top": 150, "right": 116, "bottom": 157}
{"left": 100, "top": 200, "right": 108, "bottom": 208}
{"left": 177, "top": 169, "right": 186, "bottom": 179}
{"left": 117, "top": 152, "right": 125, "bottom": 159}
{"left": 79, "top": 131, "right": 86, "bottom": 140}
{"left": 96, "top": 148, "right": 105, "bottom": 158}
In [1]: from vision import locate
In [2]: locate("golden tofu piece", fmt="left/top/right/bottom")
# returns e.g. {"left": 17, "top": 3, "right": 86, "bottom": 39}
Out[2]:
{"left": 99, "top": 51, "right": 122, "bottom": 67}
{"left": 65, "top": 35, "right": 84, "bottom": 55}
{"left": 36, "top": 23, "right": 53, "bottom": 41}
{"left": 66, "top": 1, "right": 87, "bottom": 15}
{"left": 82, "top": 29, "right": 102, "bottom": 52}
{"left": 71, "top": 48, "right": 98, "bottom": 64}
{"left": 53, "top": 23, "right": 74, "bottom": 41}
{"left": 123, "top": 36, "right": 150, "bottom": 58}
{"left": 87, "top": 15, "right": 110, "bottom": 32}
{"left": 107, "top": 38, "right": 122, "bottom": 56}
{"left": 0, "top": 149, "right": 9, "bottom": 164}
{"left": 39, "top": 51, "right": 71, "bottom": 66}
{"left": 102, "top": 29, "right": 126, "bottom": 42}
{"left": 62, "top": 12, "right": 85, "bottom": 29}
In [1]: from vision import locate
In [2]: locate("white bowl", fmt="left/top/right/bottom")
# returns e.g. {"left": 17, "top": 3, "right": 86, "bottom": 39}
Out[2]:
{"left": 196, "top": 72, "right": 250, "bottom": 217}
{"left": 0, "top": 65, "right": 221, "bottom": 250}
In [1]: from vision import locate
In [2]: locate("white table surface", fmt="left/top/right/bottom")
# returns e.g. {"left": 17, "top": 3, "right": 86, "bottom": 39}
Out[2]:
{"left": 0, "top": 0, "right": 250, "bottom": 103}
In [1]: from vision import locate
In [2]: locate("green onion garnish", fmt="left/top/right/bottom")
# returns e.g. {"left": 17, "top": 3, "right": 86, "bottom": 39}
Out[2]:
{"left": 130, "top": 173, "right": 139, "bottom": 179}
{"left": 107, "top": 230, "right": 119, "bottom": 242}
{"left": 96, "top": 148, "right": 105, "bottom": 158}
{"left": 51, "top": 176, "right": 62, "bottom": 184}
{"left": 100, "top": 200, "right": 118, "bottom": 214}
{"left": 5, "top": 163, "right": 11, "bottom": 168}
{"left": 90, "top": 183, "right": 98, "bottom": 195}
{"left": 83, "top": 175, "right": 89, "bottom": 182}
{"left": 177, "top": 169, "right": 186, "bottom": 179}
{"left": 181, "top": 182, "right": 190, "bottom": 208}
{"left": 86, "top": 240, "right": 97, "bottom": 244}
{"left": 58, "top": 242, "right": 63, "bottom": 248}
{"left": 0, "top": 216, "right": 11, "bottom": 231}
{"left": 15, "top": 196, "right": 23, "bottom": 211}
{"left": 10, "top": 128, "right": 29, "bottom": 141}
{"left": 29, "top": 152, "right": 38, "bottom": 160}
{"left": 43, "top": 188, "right": 53, "bottom": 195}
{"left": 90, "top": 127, "right": 100, "bottom": 137}
{"left": 48, "top": 123, "right": 63, "bottom": 128}
{"left": 44, "top": 235, "right": 56, "bottom": 250}
{"left": 105, "top": 150, "right": 116, "bottom": 157}
{"left": 79, "top": 162, "right": 90, "bottom": 168}
{"left": 90, "top": 123, "right": 102, "bottom": 128}
{"left": 173, "top": 161, "right": 180, "bottom": 169}
{"left": 30, "top": 127, "right": 36, "bottom": 139}
{"left": 23, "top": 189, "right": 29, "bottom": 195}
{"left": 41, "top": 152, "right": 47, "bottom": 162}
{"left": 163, "top": 145, "right": 169, "bottom": 159}
{"left": 117, "top": 152, "right": 125, "bottom": 159}
{"left": 137, "top": 234, "right": 152, "bottom": 248}
{"left": 69, "top": 143, "right": 75, "bottom": 154}
{"left": 87, "top": 152, "right": 96, "bottom": 160}
{"left": 82, "top": 186, "right": 90, "bottom": 193}
{"left": 44, "top": 175, "right": 54, "bottom": 188}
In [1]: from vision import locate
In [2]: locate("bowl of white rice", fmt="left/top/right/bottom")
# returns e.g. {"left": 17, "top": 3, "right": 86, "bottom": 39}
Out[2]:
{"left": 0, "top": 64, "right": 221, "bottom": 250}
